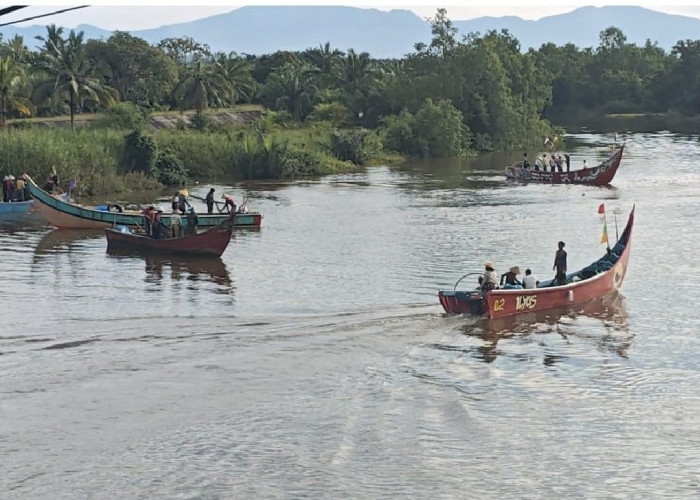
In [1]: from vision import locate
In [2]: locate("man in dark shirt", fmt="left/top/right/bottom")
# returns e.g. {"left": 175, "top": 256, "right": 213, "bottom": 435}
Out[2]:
{"left": 553, "top": 241, "right": 567, "bottom": 285}
{"left": 205, "top": 188, "right": 215, "bottom": 214}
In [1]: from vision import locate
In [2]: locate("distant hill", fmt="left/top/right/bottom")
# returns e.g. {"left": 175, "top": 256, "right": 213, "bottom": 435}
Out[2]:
{"left": 2, "top": 5, "right": 700, "bottom": 58}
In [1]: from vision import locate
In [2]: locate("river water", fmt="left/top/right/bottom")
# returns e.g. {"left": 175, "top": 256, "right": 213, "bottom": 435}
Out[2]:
{"left": 2, "top": 133, "right": 700, "bottom": 498}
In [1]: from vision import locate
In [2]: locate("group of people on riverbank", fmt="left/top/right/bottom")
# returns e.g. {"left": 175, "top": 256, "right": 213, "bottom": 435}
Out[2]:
{"left": 478, "top": 241, "right": 568, "bottom": 292}
{"left": 2, "top": 174, "right": 29, "bottom": 202}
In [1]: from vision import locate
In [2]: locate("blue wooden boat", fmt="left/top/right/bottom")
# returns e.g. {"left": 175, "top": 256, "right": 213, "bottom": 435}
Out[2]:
{"left": 25, "top": 174, "right": 262, "bottom": 229}
{"left": 0, "top": 200, "right": 33, "bottom": 214}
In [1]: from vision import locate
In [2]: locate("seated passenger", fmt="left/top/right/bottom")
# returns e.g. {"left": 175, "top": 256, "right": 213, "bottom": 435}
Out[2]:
{"left": 500, "top": 266, "right": 523, "bottom": 289}
{"left": 522, "top": 268, "right": 538, "bottom": 289}
{"left": 481, "top": 261, "right": 498, "bottom": 292}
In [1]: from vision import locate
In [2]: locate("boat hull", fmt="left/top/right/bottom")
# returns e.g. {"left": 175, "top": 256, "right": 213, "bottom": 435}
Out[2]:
{"left": 0, "top": 200, "right": 33, "bottom": 214}
{"left": 104, "top": 224, "right": 234, "bottom": 257}
{"left": 26, "top": 175, "right": 262, "bottom": 229}
{"left": 505, "top": 145, "right": 624, "bottom": 186}
{"left": 439, "top": 207, "right": 634, "bottom": 319}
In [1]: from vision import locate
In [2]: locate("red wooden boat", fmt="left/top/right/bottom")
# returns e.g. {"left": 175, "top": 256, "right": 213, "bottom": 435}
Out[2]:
{"left": 505, "top": 144, "right": 624, "bottom": 185}
{"left": 104, "top": 216, "right": 235, "bottom": 257}
{"left": 438, "top": 206, "right": 634, "bottom": 319}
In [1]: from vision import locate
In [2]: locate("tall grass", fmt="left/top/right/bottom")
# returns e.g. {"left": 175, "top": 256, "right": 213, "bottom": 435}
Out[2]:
{"left": 0, "top": 125, "right": 364, "bottom": 196}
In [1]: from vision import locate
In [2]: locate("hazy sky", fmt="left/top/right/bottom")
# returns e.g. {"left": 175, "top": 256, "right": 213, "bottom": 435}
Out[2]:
{"left": 8, "top": 2, "right": 700, "bottom": 30}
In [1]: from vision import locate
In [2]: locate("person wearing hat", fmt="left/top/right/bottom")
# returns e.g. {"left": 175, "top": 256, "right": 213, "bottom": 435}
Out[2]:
{"left": 480, "top": 262, "right": 498, "bottom": 292}
{"left": 152, "top": 206, "right": 165, "bottom": 239}
{"left": 222, "top": 193, "right": 236, "bottom": 213}
{"left": 500, "top": 266, "right": 523, "bottom": 289}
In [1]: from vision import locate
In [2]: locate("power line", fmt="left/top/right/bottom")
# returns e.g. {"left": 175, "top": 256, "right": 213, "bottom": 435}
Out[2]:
{"left": 0, "top": 6, "right": 28, "bottom": 18}
{"left": 0, "top": 5, "right": 89, "bottom": 28}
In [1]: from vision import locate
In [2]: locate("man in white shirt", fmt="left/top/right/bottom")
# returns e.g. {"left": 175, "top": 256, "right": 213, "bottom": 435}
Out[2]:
{"left": 522, "top": 268, "right": 538, "bottom": 289}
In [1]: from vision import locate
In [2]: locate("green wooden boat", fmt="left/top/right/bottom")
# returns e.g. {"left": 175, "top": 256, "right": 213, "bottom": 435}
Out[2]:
{"left": 26, "top": 175, "right": 262, "bottom": 229}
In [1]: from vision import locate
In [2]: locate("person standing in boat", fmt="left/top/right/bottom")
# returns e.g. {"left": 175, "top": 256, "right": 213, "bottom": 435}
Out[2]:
{"left": 205, "top": 188, "right": 215, "bottom": 214}
{"left": 553, "top": 241, "right": 567, "bottom": 285}
{"left": 564, "top": 154, "right": 571, "bottom": 172}
{"left": 522, "top": 152, "right": 530, "bottom": 169}
{"left": 142, "top": 205, "right": 156, "bottom": 236}
{"left": 152, "top": 207, "right": 165, "bottom": 239}
{"left": 480, "top": 262, "right": 498, "bottom": 292}
{"left": 171, "top": 192, "right": 179, "bottom": 213}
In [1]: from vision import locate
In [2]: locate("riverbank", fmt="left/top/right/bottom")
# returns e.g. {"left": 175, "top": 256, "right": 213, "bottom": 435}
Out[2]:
{"left": 549, "top": 109, "right": 700, "bottom": 134}
{"left": 0, "top": 116, "right": 404, "bottom": 197}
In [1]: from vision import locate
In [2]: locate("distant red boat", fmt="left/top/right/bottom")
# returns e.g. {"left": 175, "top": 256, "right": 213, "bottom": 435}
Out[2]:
{"left": 438, "top": 206, "right": 634, "bottom": 319}
{"left": 104, "top": 217, "right": 235, "bottom": 257}
{"left": 505, "top": 144, "right": 624, "bottom": 185}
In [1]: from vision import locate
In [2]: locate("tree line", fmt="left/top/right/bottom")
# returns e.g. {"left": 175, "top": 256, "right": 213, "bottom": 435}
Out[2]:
{"left": 1, "top": 9, "right": 700, "bottom": 156}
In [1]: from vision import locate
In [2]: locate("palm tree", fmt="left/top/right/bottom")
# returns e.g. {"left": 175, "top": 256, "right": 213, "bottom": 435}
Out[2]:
{"left": 34, "top": 29, "right": 118, "bottom": 130}
{"left": 0, "top": 55, "right": 31, "bottom": 128}
{"left": 211, "top": 52, "right": 256, "bottom": 105}
{"left": 338, "top": 49, "right": 379, "bottom": 121}
{"left": 304, "top": 42, "right": 344, "bottom": 86}
{"left": 171, "top": 59, "right": 230, "bottom": 117}
{"left": 260, "top": 62, "right": 320, "bottom": 121}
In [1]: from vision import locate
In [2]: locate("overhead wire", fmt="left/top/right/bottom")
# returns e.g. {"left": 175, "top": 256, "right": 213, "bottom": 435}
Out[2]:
{"left": 0, "top": 5, "right": 89, "bottom": 27}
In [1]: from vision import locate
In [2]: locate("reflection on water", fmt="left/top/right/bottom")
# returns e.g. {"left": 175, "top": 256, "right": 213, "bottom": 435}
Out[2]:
{"left": 34, "top": 229, "right": 104, "bottom": 256}
{"left": 0, "top": 210, "right": 46, "bottom": 231}
{"left": 460, "top": 294, "right": 631, "bottom": 364}
{"left": 107, "top": 250, "right": 234, "bottom": 291}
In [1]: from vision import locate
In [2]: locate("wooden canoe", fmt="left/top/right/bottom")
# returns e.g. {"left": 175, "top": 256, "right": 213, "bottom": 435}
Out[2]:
{"left": 25, "top": 174, "right": 262, "bottom": 229}
{"left": 505, "top": 145, "right": 624, "bottom": 185}
{"left": 439, "top": 206, "right": 634, "bottom": 319}
{"left": 104, "top": 217, "right": 235, "bottom": 257}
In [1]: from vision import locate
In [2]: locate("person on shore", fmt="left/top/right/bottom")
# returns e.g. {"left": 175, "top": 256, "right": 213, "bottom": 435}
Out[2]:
{"left": 222, "top": 193, "right": 236, "bottom": 213}
{"left": 205, "top": 188, "right": 215, "bottom": 214}
{"left": 500, "top": 266, "right": 523, "bottom": 289}
{"left": 522, "top": 269, "right": 538, "bottom": 289}
{"left": 553, "top": 241, "right": 568, "bottom": 285}
{"left": 480, "top": 262, "right": 498, "bottom": 292}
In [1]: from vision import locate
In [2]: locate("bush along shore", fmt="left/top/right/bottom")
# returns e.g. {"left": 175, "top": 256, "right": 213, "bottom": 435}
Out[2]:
{"left": 0, "top": 111, "right": 409, "bottom": 197}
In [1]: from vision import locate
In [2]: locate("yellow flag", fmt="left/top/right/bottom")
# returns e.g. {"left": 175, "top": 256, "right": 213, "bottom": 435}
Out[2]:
{"left": 600, "top": 221, "right": 608, "bottom": 244}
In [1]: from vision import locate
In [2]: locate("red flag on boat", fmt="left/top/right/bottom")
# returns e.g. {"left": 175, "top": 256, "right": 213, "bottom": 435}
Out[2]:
{"left": 598, "top": 203, "right": 605, "bottom": 214}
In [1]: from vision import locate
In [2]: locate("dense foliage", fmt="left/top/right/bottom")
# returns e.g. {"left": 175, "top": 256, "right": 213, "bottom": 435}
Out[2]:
{"left": 1, "top": 9, "right": 700, "bottom": 191}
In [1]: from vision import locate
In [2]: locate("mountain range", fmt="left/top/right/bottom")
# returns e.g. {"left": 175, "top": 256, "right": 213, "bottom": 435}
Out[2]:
{"left": 2, "top": 6, "right": 700, "bottom": 58}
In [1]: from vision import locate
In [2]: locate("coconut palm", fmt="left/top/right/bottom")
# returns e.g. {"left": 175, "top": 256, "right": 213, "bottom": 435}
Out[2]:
{"left": 171, "top": 59, "right": 230, "bottom": 117}
{"left": 0, "top": 55, "right": 32, "bottom": 128}
{"left": 259, "top": 62, "right": 320, "bottom": 121}
{"left": 33, "top": 29, "right": 119, "bottom": 130}
{"left": 211, "top": 52, "right": 256, "bottom": 104}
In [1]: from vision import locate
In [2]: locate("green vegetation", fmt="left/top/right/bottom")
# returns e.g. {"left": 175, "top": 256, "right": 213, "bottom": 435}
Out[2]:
{"left": 0, "top": 10, "right": 699, "bottom": 193}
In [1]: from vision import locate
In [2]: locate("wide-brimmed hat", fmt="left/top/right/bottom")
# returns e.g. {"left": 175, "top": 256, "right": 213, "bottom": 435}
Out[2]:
{"left": 484, "top": 261, "right": 494, "bottom": 269}
{"left": 509, "top": 266, "right": 521, "bottom": 275}
{"left": 155, "top": 206, "right": 164, "bottom": 212}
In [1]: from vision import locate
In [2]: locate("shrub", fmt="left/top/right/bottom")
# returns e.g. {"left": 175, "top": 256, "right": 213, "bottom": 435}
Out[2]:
{"left": 99, "top": 102, "right": 149, "bottom": 130}
{"left": 152, "top": 148, "right": 188, "bottom": 186}
{"left": 329, "top": 128, "right": 374, "bottom": 165}
{"left": 412, "top": 98, "right": 470, "bottom": 158}
{"left": 121, "top": 130, "right": 156, "bottom": 174}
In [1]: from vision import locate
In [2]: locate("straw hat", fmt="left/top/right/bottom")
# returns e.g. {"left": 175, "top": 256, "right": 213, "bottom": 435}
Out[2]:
{"left": 509, "top": 266, "right": 521, "bottom": 275}
{"left": 484, "top": 261, "right": 494, "bottom": 270}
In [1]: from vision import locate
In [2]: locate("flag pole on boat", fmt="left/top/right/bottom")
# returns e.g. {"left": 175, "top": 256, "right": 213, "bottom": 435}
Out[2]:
{"left": 598, "top": 203, "right": 611, "bottom": 251}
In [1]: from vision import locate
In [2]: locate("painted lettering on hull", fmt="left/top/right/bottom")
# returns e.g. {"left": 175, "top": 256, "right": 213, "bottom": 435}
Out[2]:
{"left": 515, "top": 295, "right": 537, "bottom": 311}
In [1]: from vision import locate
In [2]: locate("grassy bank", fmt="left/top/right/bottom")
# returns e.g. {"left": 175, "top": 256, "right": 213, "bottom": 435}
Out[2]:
{"left": 0, "top": 122, "right": 394, "bottom": 197}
